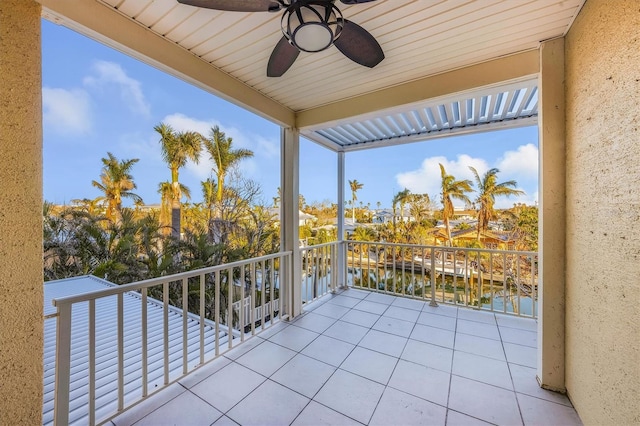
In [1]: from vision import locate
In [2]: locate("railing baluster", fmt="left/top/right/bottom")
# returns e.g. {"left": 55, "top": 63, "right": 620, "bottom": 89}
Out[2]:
{"left": 516, "top": 255, "right": 522, "bottom": 316}
{"left": 270, "top": 258, "right": 276, "bottom": 322}
{"left": 251, "top": 262, "right": 256, "bottom": 336}
{"left": 490, "top": 253, "right": 494, "bottom": 312}
{"left": 531, "top": 255, "right": 537, "bottom": 318}
{"left": 199, "top": 274, "right": 205, "bottom": 365}
{"left": 324, "top": 245, "right": 329, "bottom": 295}
{"left": 182, "top": 277, "right": 188, "bottom": 375}
{"left": 503, "top": 252, "right": 508, "bottom": 314}
{"left": 410, "top": 246, "right": 415, "bottom": 299}
{"left": 117, "top": 293, "right": 124, "bottom": 411}
{"left": 163, "top": 281, "right": 169, "bottom": 385}
{"left": 215, "top": 272, "right": 220, "bottom": 356}
{"left": 261, "top": 261, "right": 266, "bottom": 331}
{"left": 429, "top": 247, "right": 437, "bottom": 306}
{"left": 54, "top": 302, "right": 72, "bottom": 426}
{"left": 240, "top": 264, "right": 245, "bottom": 342}
{"left": 228, "top": 268, "right": 233, "bottom": 349}
{"left": 452, "top": 250, "right": 458, "bottom": 304}
{"left": 392, "top": 245, "right": 396, "bottom": 295}
{"left": 421, "top": 247, "right": 426, "bottom": 301}
{"left": 314, "top": 246, "right": 319, "bottom": 300}
{"left": 401, "top": 245, "right": 406, "bottom": 296}
{"left": 141, "top": 288, "right": 148, "bottom": 397}
{"left": 376, "top": 244, "right": 381, "bottom": 293}
{"left": 88, "top": 299, "right": 95, "bottom": 426}
{"left": 441, "top": 249, "right": 446, "bottom": 302}
{"left": 464, "top": 250, "right": 469, "bottom": 307}
{"left": 358, "top": 243, "right": 363, "bottom": 291}
{"left": 476, "top": 249, "right": 482, "bottom": 310}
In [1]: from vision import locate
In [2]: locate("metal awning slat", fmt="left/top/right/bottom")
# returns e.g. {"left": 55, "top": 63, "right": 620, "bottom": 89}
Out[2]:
{"left": 372, "top": 118, "right": 393, "bottom": 138}
{"left": 352, "top": 121, "right": 378, "bottom": 141}
{"left": 302, "top": 79, "right": 539, "bottom": 151}
{"left": 500, "top": 89, "right": 518, "bottom": 120}
{"left": 459, "top": 99, "right": 469, "bottom": 126}
{"left": 431, "top": 105, "right": 445, "bottom": 129}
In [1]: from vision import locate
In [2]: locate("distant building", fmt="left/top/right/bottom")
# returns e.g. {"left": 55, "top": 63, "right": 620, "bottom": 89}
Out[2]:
{"left": 266, "top": 207, "right": 316, "bottom": 227}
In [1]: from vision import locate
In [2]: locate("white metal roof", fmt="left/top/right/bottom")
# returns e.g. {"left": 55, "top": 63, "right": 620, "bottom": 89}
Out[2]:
{"left": 43, "top": 276, "right": 227, "bottom": 425}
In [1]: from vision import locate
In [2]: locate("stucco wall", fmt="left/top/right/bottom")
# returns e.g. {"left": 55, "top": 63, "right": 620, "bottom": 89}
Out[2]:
{"left": 564, "top": 0, "right": 640, "bottom": 424}
{"left": 0, "top": 1, "right": 44, "bottom": 424}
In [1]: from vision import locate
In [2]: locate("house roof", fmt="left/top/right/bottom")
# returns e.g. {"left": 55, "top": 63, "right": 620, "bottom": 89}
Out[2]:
{"left": 40, "top": 0, "right": 585, "bottom": 151}
{"left": 43, "top": 276, "right": 227, "bottom": 425}
{"left": 266, "top": 207, "right": 316, "bottom": 221}
{"left": 430, "top": 226, "right": 516, "bottom": 242}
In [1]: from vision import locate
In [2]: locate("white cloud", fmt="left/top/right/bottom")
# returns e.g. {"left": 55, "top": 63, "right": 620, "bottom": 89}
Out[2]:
{"left": 83, "top": 60, "right": 150, "bottom": 117}
{"left": 164, "top": 113, "right": 217, "bottom": 135}
{"left": 494, "top": 187, "right": 538, "bottom": 209}
{"left": 396, "top": 154, "right": 489, "bottom": 202}
{"left": 395, "top": 146, "right": 539, "bottom": 209}
{"left": 497, "top": 143, "right": 538, "bottom": 179}
{"left": 42, "top": 87, "right": 92, "bottom": 136}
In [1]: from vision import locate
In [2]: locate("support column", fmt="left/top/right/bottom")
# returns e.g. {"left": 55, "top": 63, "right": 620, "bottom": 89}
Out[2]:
{"left": 281, "top": 128, "right": 301, "bottom": 317}
{"left": 0, "top": 0, "right": 44, "bottom": 423}
{"left": 537, "top": 37, "right": 566, "bottom": 392}
{"left": 336, "top": 152, "right": 346, "bottom": 288}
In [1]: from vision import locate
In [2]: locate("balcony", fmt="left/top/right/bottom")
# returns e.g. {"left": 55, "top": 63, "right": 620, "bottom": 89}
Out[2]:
{"left": 47, "top": 243, "right": 581, "bottom": 425}
{"left": 109, "top": 290, "right": 580, "bottom": 426}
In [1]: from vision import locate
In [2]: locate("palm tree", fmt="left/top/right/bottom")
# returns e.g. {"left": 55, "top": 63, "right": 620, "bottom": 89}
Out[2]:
{"left": 392, "top": 189, "right": 411, "bottom": 233}
{"left": 348, "top": 179, "right": 364, "bottom": 223}
{"left": 158, "top": 181, "right": 191, "bottom": 236}
{"left": 397, "top": 189, "right": 411, "bottom": 223}
{"left": 201, "top": 177, "right": 217, "bottom": 233}
{"left": 469, "top": 167, "right": 524, "bottom": 241}
{"left": 155, "top": 122, "right": 202, "bottom": 239}
{"left": 439, "top": 163, "right": 473, "bottom": 246}
{"left": 201, "top": 125, "right": 253, "bottom": 205}
{"left": 91, "top": 152, "right": 142, "bottom": 224}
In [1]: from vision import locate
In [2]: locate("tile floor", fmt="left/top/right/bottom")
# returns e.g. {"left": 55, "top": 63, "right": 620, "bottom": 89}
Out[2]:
{"left": 110, "top": 288, "right": 582, "bottom": 426}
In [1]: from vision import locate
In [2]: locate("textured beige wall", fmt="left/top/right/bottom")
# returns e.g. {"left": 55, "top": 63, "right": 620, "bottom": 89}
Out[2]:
{"left": 565, "top": 0, "right": 640, "bottom": 424}
{"left": 0, "top": 1, "right": 44, "bottom": 424}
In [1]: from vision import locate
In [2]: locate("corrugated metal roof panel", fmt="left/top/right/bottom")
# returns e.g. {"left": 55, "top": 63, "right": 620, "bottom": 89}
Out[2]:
{"left": 43, "top": 276, "right": 228, "bottom": 425}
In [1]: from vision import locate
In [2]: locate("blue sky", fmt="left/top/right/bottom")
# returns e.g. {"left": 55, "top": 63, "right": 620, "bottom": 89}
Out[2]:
{"left": 42, "top": 20, "right": 538, "bottom": 210}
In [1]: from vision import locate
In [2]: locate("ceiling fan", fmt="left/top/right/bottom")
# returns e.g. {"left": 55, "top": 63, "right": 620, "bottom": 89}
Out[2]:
{"left": 176, "top": 0, "right": 385, "bottom": 77}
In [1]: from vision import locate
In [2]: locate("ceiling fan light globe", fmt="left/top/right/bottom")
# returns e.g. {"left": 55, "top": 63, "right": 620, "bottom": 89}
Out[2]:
{"left": 292, "top": 23, "right": 333, "bottom": 52}
{"left": 282, "top": 1, "right": 343, "bottom": 53}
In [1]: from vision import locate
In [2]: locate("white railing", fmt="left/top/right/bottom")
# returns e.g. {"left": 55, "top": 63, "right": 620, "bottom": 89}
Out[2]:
{"left": 299, "top": 241, "right": 340, "bottom": 304}
{"left": 346, "top": 241, "right": 538, "bottom": 318}
{"left": 232, "top": 297, "right": 280, "bottom": 328}
{"left": 51, "top": 251, "right": 291, "bottom": 426}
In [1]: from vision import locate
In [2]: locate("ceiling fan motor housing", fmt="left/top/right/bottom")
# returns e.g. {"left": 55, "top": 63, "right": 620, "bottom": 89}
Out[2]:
{"left": 281, "top": 0, "right": 344, "bottom": 52}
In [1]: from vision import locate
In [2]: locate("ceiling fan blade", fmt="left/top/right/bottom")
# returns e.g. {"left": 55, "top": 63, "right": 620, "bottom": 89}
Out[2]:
{"left": 267, "top": 37, "right": 300, "bottom": 77}
{"left": 334, "top": 20, "right": 384, "bottom": 68}
{"left": 177, "top": 0, "right": 281, "bottom": 12}
{"left": 340, "top": 0, "right": 378, "bottom": 4}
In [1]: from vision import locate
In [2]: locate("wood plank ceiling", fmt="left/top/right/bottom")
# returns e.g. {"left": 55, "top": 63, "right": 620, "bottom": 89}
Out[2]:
{"left": 95, "top": 0, "right": 583, "bottom": 113}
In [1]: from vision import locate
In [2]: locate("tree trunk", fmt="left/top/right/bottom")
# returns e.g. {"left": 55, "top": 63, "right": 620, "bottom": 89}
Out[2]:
{"left": 171, "top": 203, "right": 180, "bottom": 239}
